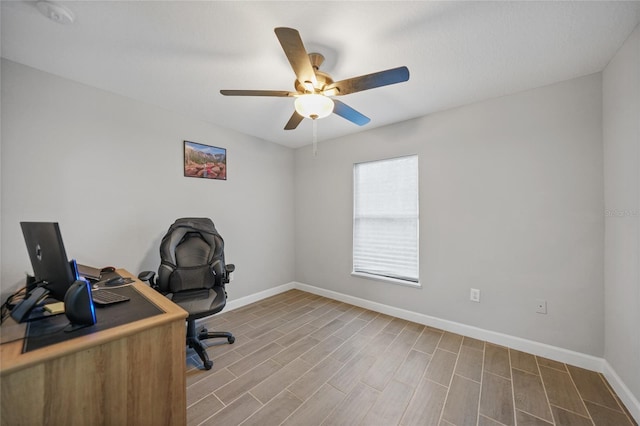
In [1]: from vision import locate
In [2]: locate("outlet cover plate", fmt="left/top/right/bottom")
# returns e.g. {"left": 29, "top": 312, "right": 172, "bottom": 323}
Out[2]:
{"left": 535, "top": 299, "right": 547, "bottom": 314}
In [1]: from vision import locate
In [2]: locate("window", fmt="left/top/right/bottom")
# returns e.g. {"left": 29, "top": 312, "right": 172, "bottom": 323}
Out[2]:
{"left": 353, "top": 155, "right": 419, "bottom": 285}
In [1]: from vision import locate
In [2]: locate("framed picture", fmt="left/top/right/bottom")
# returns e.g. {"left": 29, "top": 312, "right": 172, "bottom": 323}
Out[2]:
{"left": 183, "top": 140, "right": 227, "bottom": 180}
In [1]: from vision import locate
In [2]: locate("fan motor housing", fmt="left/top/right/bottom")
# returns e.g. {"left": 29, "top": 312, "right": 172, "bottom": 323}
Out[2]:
{"left": 295, "top": 72, "right": 334, "bottom": 94}
{"left": 294, "top": 53, "right": 334, "bottom": 94}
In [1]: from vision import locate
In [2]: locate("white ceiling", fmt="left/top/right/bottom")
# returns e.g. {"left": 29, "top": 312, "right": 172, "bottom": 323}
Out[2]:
{"left": 2, "top": 1, "right": 639, "bottom": 148}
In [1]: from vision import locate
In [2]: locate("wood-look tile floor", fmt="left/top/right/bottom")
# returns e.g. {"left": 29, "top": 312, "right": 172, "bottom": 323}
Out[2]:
{"left": 185, "top": 290, "right": 637, "bottom": 426}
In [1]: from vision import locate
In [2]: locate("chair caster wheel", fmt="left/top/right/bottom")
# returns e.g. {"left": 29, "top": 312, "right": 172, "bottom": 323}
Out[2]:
{"left": 228, "top": 336, "right": 235, "bottom": 344}
{"left": 203, "top": 360, "right": 213, "bottom": 370}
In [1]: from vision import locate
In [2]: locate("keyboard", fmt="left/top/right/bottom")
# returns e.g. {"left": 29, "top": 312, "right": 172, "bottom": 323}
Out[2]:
{"left": 92, "top": 289, "right": 130, "bottom": 306}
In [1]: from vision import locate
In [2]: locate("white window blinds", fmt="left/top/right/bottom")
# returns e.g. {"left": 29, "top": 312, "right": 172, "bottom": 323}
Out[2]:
{"left": 353, "top": 155, "right": 419, "bottom": 283}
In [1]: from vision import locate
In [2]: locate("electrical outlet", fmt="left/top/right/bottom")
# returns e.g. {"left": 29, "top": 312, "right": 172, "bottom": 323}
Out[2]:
{"left": 470, "top": 288, "right": 480, "bottom": 303}
{"left": 535, "top": 299, "right": 547, "bottom": 314}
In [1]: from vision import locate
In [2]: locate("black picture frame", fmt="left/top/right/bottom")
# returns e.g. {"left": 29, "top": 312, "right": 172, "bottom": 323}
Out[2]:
{"left": 183, "top": 140, "right": 227, "bottom": 180}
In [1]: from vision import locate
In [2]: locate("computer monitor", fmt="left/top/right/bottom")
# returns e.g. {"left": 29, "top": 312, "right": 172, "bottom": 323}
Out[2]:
{"left": 20, "top": 222, "right": 77, "bottom": 302}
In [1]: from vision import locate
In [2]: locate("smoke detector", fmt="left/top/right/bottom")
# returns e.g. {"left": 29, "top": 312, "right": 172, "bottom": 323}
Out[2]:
{"left": 36, "top": 1, "right": 75, "bottom": 25}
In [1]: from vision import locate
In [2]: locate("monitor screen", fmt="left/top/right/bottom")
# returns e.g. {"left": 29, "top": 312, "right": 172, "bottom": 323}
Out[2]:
{"left": 20, "top": 222, "right": 76, "bottom": 301}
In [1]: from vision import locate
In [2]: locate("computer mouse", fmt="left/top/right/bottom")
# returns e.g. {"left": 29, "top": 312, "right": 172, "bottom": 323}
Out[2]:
{"left": 105, "top": 276, "right": 125, "bottom": 286}
{"left": 101, "top": 266, "right": 116, "bottom": 273}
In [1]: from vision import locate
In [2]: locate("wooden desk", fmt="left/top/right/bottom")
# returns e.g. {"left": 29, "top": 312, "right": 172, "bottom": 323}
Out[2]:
{"left": 0, "top": 270, "right": 188, "bottom": 425}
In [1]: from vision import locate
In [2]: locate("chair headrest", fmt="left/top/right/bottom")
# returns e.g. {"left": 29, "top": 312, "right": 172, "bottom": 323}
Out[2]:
{"left": 159, "top": 218, "right": 222, "bottom": 267}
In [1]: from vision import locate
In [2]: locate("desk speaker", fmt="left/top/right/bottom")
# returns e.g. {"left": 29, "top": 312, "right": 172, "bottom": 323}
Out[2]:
{"left": 64, "top": 280, "right": 96, "bottom": 331}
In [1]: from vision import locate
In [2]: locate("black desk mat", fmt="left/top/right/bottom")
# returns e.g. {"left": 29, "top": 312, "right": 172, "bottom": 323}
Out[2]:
{"left": 23, "top": 285, "right": 163, "bottom": 353}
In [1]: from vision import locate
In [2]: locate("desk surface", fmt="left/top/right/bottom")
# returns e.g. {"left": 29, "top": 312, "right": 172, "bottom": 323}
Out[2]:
{"left": 0, "top": 269, "right": 187, "bottom": 375}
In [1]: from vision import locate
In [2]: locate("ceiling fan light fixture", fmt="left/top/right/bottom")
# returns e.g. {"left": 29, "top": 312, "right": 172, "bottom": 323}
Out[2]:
{"left": 294, "top": 94, "right": 334, "bottom": 120}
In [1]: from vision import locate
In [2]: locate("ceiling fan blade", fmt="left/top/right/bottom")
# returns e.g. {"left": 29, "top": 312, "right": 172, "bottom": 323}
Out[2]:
{"left": 284, "top": 111, "right": 305, "bottom": 130}
{"left": 274, "top": 27, "right": 317, "bottom": 88}
{"left": 332, "top": 99, "right": 370, "bottom": 126}
{"left": 325, "top": 66, "right": 409, "bottom": 96}
{"left": 220, "top": 90, "right": 295, "bottom": 97}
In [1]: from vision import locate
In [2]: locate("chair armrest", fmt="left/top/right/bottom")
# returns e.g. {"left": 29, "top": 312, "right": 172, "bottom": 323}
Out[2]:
{"left": 224, "top": 264, "right": 235, "bottom": 284}
{"left": 138, "top": 271, "right": 156, "bottom": 285}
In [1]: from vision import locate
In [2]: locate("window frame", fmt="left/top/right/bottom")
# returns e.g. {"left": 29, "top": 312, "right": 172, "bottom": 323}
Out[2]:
{"left": 352, "top": 154, "right": 420, "bottom": 287}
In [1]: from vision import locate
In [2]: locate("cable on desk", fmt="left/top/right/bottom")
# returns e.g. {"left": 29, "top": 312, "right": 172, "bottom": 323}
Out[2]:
{"left": 1, "top": 287, "right": 27, "bottom": 324}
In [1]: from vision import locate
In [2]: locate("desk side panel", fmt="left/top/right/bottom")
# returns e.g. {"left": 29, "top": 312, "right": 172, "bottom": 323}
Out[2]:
{"left": 126, "top": 318, "right": 187, "bottom": 425}
{"left": 0, "top": 364, "right": 46, "bottom": 425}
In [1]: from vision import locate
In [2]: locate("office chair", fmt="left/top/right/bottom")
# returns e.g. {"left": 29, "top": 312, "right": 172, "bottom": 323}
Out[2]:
{"left": 138, "top": 218, "right": 235, "bottom": 370}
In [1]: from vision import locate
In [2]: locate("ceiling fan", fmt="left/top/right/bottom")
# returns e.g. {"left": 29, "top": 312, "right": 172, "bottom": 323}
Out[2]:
{"left": 220, "top": 27, "right": 410, "bottom": 130}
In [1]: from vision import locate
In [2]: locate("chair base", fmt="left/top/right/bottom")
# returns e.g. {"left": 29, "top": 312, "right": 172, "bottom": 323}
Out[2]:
{"left": 187, "top": 320, "right": 234, "bottom": 370}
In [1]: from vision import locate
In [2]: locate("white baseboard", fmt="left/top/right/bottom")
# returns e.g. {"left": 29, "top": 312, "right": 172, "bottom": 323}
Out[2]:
{"left": 224, "top": 280, "right": 639, "bottom": 423}
{"left": 602, "top": 360, "right": 640, "bottom": 422}
{"left": 224, "top": 282, "right": 296, "bottom": 312}
{"left": 292, "top": 282, "right": 604, "bottom": 371}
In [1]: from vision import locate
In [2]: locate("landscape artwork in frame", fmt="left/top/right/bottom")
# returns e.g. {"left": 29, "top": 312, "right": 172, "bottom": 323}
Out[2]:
{"left": 184, "top": 141, "right": 227, "bottom": 180}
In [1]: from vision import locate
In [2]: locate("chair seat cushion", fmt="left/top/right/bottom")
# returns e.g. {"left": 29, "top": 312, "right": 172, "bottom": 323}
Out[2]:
{"left": 169, "top": 287, "right": 226, "bottom": 321}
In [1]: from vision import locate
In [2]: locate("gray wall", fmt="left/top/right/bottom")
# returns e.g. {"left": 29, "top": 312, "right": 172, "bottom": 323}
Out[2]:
{"left": 603, "top": 24, "right": 640, "bottom": 402}
{"left": 295, "top": 73, "right": 604, "bottom": 356}
{"left": 1, "top": 59, "right": 295, "bottom": 302}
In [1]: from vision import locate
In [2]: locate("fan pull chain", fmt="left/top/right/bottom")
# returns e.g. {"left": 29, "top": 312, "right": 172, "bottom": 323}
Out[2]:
{"left": 312, "top": 118, "right": 318, "bottom": 156}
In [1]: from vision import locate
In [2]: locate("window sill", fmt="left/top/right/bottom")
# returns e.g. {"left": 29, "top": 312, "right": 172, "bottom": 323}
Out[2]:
{"left": 351, "top": 272, "right": 421, "bottom": 289}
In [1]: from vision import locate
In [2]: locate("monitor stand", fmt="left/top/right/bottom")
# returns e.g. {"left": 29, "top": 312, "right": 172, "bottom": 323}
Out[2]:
{"left": 10, "top": 287, "right": 50, "bottom": 323}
